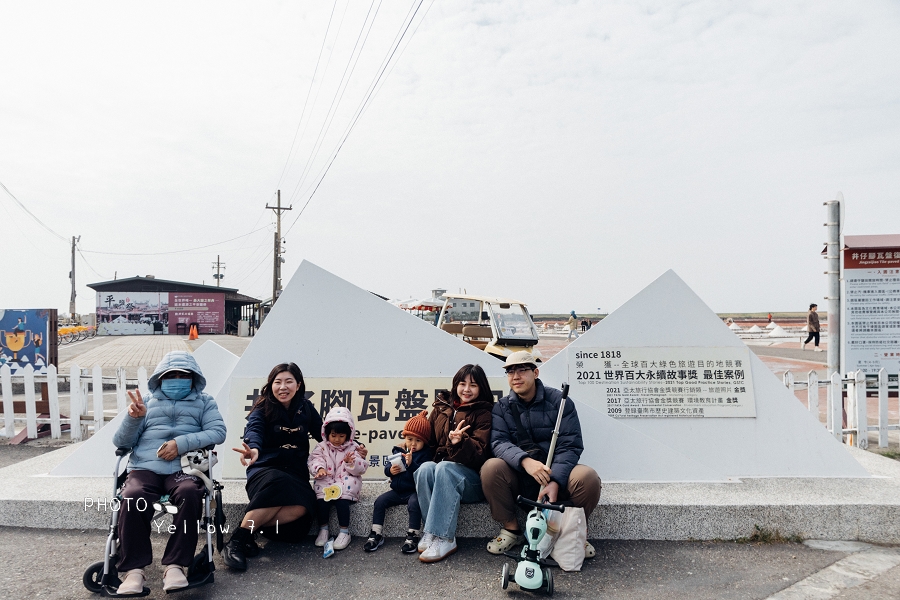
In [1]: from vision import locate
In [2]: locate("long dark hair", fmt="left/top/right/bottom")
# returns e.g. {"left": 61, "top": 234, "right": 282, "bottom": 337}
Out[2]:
{"left": 449, "top": 364, "right": 494, "bottom": 405}
{"left": 249, "top": 363, "right": 306, "bottom": 423}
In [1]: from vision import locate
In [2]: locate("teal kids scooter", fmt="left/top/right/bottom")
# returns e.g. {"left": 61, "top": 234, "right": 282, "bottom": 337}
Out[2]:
{"left": 500, "top": 383, "right": 570, "bottom": 597}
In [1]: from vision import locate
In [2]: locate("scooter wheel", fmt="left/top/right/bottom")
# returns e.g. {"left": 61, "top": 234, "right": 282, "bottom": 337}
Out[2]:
{"left": 500, "top": 562, "right": 510, "bottom": 590}
{"left": 544, "top": 567, "right": 553, "bottom": 596}
{"left": 82, "top": 561, "right": 104, "bottom": 593}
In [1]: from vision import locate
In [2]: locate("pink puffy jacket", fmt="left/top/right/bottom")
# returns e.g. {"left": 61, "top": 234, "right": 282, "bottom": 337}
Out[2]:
{"left": 308, "top": 406, "right": 368, "bottom": 501}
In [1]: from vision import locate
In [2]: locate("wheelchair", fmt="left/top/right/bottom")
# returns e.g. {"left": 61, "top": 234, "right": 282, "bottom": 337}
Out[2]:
{"left": 83, "top": 447, "right": 225, "bottom": 597}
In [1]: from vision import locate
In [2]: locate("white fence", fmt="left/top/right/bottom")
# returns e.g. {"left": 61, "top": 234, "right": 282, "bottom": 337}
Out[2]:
{"left": 0, "top": 364, "right": 149, "bottom": 441}
{"left": 782, "top": 368, "right": 900, "bottom": 449}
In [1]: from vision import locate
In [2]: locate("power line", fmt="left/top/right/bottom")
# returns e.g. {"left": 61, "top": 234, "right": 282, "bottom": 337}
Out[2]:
{"left": 80, "top": 225, "right": 272, "bottom": 256}
{"left": 289, "top": 0, "right": 381, "bottom": 203}
{"left": 275, "top": 0, "right": 340, "bottom": 191}
{"left": 0, "top": 178, "right": 68, "bottom": 243}
{"left": 285, "top": 0, "right": 430, "bottom": 234}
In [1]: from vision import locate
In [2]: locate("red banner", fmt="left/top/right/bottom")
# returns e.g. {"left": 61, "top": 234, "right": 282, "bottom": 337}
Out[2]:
{"left": 169, "top": 293, "right": 225, "bottom": 334}
{"left": 844, "top": 247, "right": 900, "bottom": 270}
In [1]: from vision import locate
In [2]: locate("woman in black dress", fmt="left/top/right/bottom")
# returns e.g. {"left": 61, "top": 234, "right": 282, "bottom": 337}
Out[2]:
{"left": 222, "top": 362, "right": 321, "bottom": 570}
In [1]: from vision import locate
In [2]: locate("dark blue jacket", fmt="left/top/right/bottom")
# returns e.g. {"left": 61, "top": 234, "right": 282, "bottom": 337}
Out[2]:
{"left": 491, "top": 379, "right": 583, "bottom": 488}
{"left": 384, "top": 444, "right": 433, "bottom": 495}
{"left": 243, "top": 396, "right": 322, "bottom": 480}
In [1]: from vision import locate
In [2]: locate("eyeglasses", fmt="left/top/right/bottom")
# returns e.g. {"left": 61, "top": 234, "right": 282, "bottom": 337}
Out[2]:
{"left": 505, "top": 365, "right": 535, "bottom": 375}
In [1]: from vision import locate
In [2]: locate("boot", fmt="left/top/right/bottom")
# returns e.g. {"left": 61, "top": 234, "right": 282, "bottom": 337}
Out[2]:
{"left": 222, "top": 526, "right": 251, "bottom": 571}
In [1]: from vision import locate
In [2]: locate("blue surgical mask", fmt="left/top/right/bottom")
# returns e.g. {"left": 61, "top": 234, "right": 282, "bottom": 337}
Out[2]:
{"left": 161, "top": 379, "right": 193, "bottom": 400}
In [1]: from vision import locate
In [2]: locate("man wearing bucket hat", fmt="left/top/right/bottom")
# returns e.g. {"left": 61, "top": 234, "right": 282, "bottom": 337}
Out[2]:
{"left": 481, "top": 351, "right": 601, "bottom": 558}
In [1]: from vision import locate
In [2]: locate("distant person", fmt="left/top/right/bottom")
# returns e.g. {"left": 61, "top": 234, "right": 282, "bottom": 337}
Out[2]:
{"left": 802, "top": 303, "right": 822, "bottom": 352}
{"left": 580, "top": 318, "right": 588, "bottom": 333}
{"left": 566, "top": 311, "right": 579, "bottom": 340}
{"left": 767, "top": 313, "right": 772, "bottom": 324}
{"left": 587, "top": 320, "right": 593, "bottom": 330}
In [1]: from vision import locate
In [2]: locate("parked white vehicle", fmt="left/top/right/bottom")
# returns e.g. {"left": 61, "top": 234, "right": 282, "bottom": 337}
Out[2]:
{"left": 436, "top": 294, "right": 543, "bottom": 362}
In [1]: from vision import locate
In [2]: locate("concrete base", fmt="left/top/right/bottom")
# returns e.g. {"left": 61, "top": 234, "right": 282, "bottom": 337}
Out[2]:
{"left": 1, "top": 444, "right": 898, "bottom": 543}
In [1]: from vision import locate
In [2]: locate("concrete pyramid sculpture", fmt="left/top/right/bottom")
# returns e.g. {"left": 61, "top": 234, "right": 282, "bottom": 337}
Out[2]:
{"left": 49, "top": 341, "right": 239, "bottom": 477}
{"left": 540, "top": 270, "right": 868, "bottom": 480}
{"left": 218, "top": 260, "right": 505, "bottom": 478}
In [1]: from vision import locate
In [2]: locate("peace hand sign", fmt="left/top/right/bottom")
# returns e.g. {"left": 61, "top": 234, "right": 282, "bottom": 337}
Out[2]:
{"left": 232, "top": 442, "right": 259, "bottom": 467}
{"left": 448, "top": 421, "right": 470, "bottom": 445}
{"left": 127, "top": 389, "right": 147, "bottom": 418}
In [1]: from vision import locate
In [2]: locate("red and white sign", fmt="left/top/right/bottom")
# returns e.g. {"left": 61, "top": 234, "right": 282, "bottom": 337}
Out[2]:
{"left": 169, "top": 293, "right": 225, "bottom": 334}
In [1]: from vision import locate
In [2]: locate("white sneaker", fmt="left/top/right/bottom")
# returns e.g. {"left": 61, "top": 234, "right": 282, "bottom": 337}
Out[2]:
{"left": 117, "top": 569, "right": 145, "bottom": 595}
{"left": 315, "top": 527, "right": 330, "bottom": 547}
{"left": 419, "top": 536, "right": 457, "bottom": 563}
{"left": 801, "top": 342, "right": 806, "bottom": 350}
{"left": 814, "top": 348, "right": 823, "bottom": 352}
{"left": 333, "top": 531, "right": 352, "bottom": 550}
{"left": 417, "top": 532, "right": 435, "bottom": 553}
{"left": 162, "top": 565, "right": 189, "bottom": 592}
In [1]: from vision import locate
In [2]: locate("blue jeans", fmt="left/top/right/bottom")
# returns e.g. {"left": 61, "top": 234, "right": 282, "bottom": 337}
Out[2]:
{"left": 414, "top": 460, "right": 484, "bottom": 539}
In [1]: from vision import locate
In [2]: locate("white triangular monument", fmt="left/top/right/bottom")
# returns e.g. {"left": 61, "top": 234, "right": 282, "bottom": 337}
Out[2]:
{"left": 49, "top": 341, "right": 239, "bottom": 477}
{"left": 218, "top": 260, "right": 506, "bottom": 478}
{"left": 541, "top": 270, "right": 869, "bottom": 481}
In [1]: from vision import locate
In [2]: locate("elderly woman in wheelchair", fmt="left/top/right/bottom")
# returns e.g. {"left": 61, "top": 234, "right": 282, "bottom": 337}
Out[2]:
{"left": 102, "top": 351, "right": 225, "bottom": 595}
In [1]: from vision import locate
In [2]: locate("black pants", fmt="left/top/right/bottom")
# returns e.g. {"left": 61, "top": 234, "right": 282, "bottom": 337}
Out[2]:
{"left": 117, "top": 470, "right": 205, "bottom": 572}
{"left": 372, "top": 489, "right": 421, "bottom": 530}
{"left": 316, "top": 498, "right": 354, "bottom": 528}
{"left": 803, "top": 332, "right": 820, "bottom": 346}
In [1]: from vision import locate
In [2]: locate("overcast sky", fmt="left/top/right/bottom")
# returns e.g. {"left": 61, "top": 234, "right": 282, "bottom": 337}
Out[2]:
{"left": 2, "top": 0, "right": 898, "bottom": 316}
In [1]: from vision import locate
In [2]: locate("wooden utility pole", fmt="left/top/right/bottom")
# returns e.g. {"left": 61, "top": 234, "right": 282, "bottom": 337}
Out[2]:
{"left": 212, "top": 255, "right": 226, "bottom": 287}
{"left": 69, "top": 235, "right": 80, "bottom": 321}
{"left": 265, "top": 190, "right": 292, "bottom": 303}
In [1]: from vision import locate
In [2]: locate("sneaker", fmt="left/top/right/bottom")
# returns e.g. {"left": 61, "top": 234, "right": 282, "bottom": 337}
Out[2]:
{"left": 814, "top": 348, "right": 823, "bottom": 352}
{"left": 401, "top": 532, "right": 419, "bottom": 554}
{"left": 116, "top": 569, "right": 145, "bottom": 595}
{"left": 315, "top": 527, "right": 330, "bottom": 547}
{"left": 222, "top": 538, "right": 248, "bottom": 571}
{"left": 334, "top": 531, "right": 352, "bottom": 550}
{"left": 419, "top": 536, "right": 457, "bottom": 563}
{"left": 417, "top": 532, "right": 435, "bottom": 553}
{"left": 585, "top": 540, "right": 596, "bottom": 559}
{"left": 486, "top": 528, "right": 524, "bottom": 555}
{"left": 364, "top": 531, "right": 384, "bottom": 552}
{"left": 162, "top": 565, "right": 189, "bottom": 592}
{"left": 801, "top": 342, "right": 806, "bottom": 350}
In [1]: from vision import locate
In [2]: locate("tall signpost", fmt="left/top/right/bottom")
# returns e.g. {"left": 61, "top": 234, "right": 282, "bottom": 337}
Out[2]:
{"left": 841, "top": 233, "right": 900, "bottom": 375}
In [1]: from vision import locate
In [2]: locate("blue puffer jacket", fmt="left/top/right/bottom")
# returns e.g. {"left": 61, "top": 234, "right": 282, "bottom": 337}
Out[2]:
{"left": 113, "top": 351, "right": 227, "bottom": 474}
{"left": 491, "top": 379, "right": 583, "bottom": 488}
{"left": 384, "top": 444, "right": 434, "bottom": 495}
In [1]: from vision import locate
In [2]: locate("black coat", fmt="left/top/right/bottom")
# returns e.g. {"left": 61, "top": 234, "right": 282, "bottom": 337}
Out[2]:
{"left": 243, "top": 396, "right": 323, "bottom": 479}
{"left": 491, "top": 379, "right": 584, "bottom": 488}
{"left": 384, "top": 445, "right": 434, "bottom": 495}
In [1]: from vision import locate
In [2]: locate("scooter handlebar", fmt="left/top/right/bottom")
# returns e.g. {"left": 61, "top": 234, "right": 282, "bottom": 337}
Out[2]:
{"left": 516, "top": 495, "right": 566, "bottom": 513}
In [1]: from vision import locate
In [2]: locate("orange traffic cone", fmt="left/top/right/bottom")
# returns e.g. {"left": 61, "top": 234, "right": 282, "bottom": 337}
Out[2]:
{"left": 188, "top": 325, "right": 198, "bottom": 340}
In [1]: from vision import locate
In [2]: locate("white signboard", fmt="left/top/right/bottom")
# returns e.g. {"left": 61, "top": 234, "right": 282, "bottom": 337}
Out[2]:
{"left": 842, "top": 248, "right": 900, "bottom": 375}
{"left": 224, "top": 376, "right": 506, "bottom": 479}
{"left": 569, "top": 347, "right": 756, "bottom": 418}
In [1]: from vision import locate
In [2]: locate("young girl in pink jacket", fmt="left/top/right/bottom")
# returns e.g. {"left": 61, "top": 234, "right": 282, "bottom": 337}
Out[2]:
{"left": 308, "top": 406, "right": 368, "bottom": 550}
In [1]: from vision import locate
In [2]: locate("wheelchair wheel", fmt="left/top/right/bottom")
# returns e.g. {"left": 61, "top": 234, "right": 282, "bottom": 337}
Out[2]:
{"left": 500, "top": 562, "right": 509, "bottom": 590}
{"left": 214, "top": 489, "right": 225, "bottom": 552}
{"left": 82, "top": 561, "right": 104, "bottom": 593}
{"left": 544, "top": 567, "right": 553, "bottom": 596}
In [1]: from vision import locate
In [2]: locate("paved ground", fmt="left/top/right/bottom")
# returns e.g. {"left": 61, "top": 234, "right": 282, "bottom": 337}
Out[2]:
{"left": 0, "top": 526, "right": 860, "bottom": 600}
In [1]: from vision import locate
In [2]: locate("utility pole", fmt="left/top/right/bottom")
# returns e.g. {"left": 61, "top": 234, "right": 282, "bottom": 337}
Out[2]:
{"left": 212, "top": 255, "right": 226, "bottom": 287}
{"left": 69, "top": 235, "right": 80, "bottom": 321}
{"left": 266, "top": 190, "right": 292, "bottom": 303}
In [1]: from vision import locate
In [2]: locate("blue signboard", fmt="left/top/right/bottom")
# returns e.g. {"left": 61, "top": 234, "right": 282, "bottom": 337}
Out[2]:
{"left": 0, "top": 309, "right": 52, "bottom": 374}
